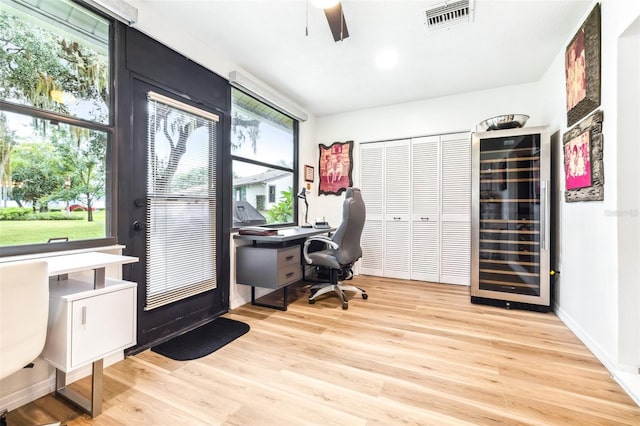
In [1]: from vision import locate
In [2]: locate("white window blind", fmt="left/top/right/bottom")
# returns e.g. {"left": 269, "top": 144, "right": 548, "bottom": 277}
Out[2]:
{"left": 145, "top": 92, "right": 218, "bottom": 311}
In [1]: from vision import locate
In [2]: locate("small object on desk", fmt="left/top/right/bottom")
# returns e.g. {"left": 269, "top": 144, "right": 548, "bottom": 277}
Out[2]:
{"left": 314, "top": 221, "right": 331, "bottom": 229}
{"left": 238, "top": 226, "right": 278, "bottom": 236}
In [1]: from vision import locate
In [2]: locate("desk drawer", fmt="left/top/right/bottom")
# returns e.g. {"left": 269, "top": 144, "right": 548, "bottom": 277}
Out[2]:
{"left": 236, "top": 245, "right": 302, "bottom": 289}
{"left": 278, "top": 264, "right": 302, "bottom": 286}
{"left": 277, "top": 246, "right": 300, "bottom": 267}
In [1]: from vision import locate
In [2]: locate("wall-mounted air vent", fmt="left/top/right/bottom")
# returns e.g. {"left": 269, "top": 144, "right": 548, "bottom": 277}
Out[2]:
{"left": 424, "top": 0, "right": 474, "bottom": 31}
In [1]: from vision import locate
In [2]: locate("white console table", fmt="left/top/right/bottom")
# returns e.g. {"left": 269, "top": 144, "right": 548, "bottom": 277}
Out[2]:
{"left": 42, "top": 252, "right": 138, "bottom": 418}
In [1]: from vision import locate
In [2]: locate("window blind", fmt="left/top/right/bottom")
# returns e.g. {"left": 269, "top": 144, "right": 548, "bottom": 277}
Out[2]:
{"left": 145, "top": 92, "right": 218, "bottom": 311}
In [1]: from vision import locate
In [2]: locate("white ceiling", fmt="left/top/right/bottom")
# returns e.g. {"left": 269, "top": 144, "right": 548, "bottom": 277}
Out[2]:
{"left": 139, "top": 0, "right": 593, "bottom": 117}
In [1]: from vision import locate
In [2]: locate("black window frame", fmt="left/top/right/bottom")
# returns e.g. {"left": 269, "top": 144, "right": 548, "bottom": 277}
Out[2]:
{"left": 229, "top": 88, "right": 299, "bottom": 231}
{"left": 0, "top": 1, "right": 117, "bottom": 257}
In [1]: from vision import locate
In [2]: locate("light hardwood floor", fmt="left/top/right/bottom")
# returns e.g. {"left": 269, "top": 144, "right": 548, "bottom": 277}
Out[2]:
{"left": 8, "top": 277, "right": 640, "bottom": 425}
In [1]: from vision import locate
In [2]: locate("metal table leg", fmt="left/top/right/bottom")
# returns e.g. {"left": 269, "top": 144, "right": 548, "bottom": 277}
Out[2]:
{"left": 55, "top": 359, "right": 103, "bottom": 418}
{"left": 251, "top": 285, "right": 289, "bottom": 311}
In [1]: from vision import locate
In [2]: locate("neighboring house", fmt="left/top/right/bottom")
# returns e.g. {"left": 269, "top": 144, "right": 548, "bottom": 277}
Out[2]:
{"left": 233, "top": 169, "right": 291, "bottom": 212}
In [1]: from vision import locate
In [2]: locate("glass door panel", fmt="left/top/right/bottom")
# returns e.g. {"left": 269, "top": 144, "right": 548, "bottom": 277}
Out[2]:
{"left": 478, "top": 134, "right": 541, "bottom": 295}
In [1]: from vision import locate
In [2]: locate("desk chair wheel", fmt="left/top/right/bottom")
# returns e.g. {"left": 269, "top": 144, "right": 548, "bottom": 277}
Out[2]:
{"left": 308, "top": 297, "right": 315, "bottom": 304}
{"left": 362, "top": 293, "right": 368, "bottom": 300}
{"left": 342, "top": 301, "right": 348, "bottom": 310}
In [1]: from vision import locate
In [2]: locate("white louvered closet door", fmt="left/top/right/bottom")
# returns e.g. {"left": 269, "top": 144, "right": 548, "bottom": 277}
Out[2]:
{"left": 440, "top": 133, "right": 471, "bottom": 285}
{"left": 359, "top": 143, "right": 384, "bottom": 276}
{"left": 411, "top": 136, "right": 440, "bottom": 282}
{"left": 384, "top": 140, "right": 411, "bottom": 279}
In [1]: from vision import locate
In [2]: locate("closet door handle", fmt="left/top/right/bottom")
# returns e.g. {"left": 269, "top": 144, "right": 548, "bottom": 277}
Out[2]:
{"left": 81, "top": 306, "right": 87, "bottom": 325}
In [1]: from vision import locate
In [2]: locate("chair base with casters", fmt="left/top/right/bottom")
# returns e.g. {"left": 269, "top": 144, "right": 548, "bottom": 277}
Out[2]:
{"left": 307, "top": 267, "right": 368, "bottom": 310}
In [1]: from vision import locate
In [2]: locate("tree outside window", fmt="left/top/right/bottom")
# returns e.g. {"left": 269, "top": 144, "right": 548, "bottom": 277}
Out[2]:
{"left": 230, "top": 88, "right": 296, "bottom": 228}
{"left": 0, "top": 1, "right": 111, "bottom": 248}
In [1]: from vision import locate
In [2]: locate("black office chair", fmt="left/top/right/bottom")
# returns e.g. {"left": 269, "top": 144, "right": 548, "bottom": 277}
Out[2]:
{"left": 303, "top": 187, "right": 367, "bottom": 309}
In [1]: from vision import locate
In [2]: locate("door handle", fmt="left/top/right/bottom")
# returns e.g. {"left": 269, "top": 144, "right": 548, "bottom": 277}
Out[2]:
{"left": 132, "top": 221, "right": 146, "bottom": 232}
{"left": 540, "top": 180, "right": 548, "bottom": 250}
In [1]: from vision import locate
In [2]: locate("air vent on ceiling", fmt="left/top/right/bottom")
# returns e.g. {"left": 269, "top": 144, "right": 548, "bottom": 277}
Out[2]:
{"left": 424, "top": 0, "right": 474, "bottom": 31}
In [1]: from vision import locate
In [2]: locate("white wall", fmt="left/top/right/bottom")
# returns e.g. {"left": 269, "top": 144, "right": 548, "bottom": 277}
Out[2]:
{"left": 312, "top": 83, "right": 541, "bottom": 226}
{"left": 616, "top": 9, "right": 640, "bottom": 373}
{"left": 537, "top": 0, "right": 640, "bottom": 404}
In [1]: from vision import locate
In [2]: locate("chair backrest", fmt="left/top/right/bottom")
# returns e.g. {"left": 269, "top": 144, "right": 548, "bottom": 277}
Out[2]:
{"left": 331, "top": 188, "right": 366, "bottom": 266}
{"left": 0, "top": 260, "right": 49, "bottom": 380}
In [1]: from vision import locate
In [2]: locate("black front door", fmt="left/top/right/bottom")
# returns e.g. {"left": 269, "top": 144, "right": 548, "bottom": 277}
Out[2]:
{"left": 121, "top": 78, "right": 228, "bottom": 352}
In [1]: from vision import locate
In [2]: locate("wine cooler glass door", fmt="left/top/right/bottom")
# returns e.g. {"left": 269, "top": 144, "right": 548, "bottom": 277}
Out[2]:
{"left": 478, "top": 133, "right": 542, "bottom": 297}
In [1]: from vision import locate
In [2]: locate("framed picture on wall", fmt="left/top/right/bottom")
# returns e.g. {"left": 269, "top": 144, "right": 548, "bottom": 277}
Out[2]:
{"left": 564, "top": 131, "right": 592, "bottom": 190}
{"left": 563, "top": 109, "right": 604, "bottom": 202}
{"left": 565, "top": 3, "right": 601, "bottom": 127}
{"left": 304, "top": 164, "right": 314, "bottom": 182}
{"left": 318, "top": 141, "right": 353, "bottom": 196}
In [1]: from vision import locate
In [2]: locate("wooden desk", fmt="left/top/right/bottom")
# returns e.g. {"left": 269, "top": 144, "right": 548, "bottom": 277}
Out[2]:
{"left": 234, "top": 226, "right": 335, "bottom": 310}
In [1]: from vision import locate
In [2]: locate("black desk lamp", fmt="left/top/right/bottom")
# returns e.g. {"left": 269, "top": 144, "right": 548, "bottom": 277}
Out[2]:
{"left": 296, "top": 188, "right": 312, "bottom": 228}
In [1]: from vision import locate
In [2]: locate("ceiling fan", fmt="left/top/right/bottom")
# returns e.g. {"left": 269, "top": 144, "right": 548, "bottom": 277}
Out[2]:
{"left": 310, "top": 0, "right": 349, "bottom": 42}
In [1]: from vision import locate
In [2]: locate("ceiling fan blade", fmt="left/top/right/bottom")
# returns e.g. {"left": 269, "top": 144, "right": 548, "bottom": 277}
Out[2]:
{"left": 324, "top": 2, "right": 349, "bottom": 42}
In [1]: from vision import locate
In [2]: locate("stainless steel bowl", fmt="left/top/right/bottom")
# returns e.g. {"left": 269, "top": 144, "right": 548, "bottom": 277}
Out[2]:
{"left": 477, "top": 114, "right": 529, "bottom": 132}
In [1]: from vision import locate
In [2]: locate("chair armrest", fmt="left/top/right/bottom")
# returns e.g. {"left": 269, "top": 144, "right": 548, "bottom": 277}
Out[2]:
{"left": 303, "top": 236, "right": 339, "bottom": 264}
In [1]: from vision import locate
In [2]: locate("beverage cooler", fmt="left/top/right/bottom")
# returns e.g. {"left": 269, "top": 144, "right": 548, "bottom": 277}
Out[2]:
{"left": 471, "top": 126, "right": 552, "bottom": 312}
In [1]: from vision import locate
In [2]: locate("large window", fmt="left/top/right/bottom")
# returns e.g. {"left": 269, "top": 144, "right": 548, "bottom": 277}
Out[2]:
{"left": 231, "top": 88, "right": 296, "bottom": 228}
{"left": 0, "top": 0, "right": 112, "bottom": 251}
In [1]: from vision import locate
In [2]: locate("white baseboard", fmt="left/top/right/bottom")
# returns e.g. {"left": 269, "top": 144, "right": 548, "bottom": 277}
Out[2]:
{"left": 555, "top": 303, "right": 640, "bottom": 406}
{"left": 0, "top": 352, "right": 124, "bottom": 412}
{"left": 230, "top": 295, "right": 250, "bottom": 310}
{"left": 1, "top": 376, "right": 54, "bottom": 412}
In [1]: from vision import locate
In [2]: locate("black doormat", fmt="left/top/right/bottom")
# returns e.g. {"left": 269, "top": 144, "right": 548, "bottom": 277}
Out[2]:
{"left": 151, "top": 317, "right": 250, "bottom": 361}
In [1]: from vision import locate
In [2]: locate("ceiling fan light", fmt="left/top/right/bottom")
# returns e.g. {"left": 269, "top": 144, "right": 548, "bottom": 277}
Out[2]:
{"left": 311, "top": 0, "right": 340, "bottom": 9}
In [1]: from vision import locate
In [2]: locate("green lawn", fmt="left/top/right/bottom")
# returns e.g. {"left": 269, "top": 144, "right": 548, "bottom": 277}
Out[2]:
{"left": 0, "top": 210, "right": 106, "bottom": 246}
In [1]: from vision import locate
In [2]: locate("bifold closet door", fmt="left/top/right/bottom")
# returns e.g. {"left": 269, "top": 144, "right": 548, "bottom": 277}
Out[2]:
{"left": 411, "top": 136, "right": 440, "bottom": 282}
{"left": 384, "top": 140, "right": 411, "bottom": 279}
{"left": 359, "top": 142, "right": 384, "bottom": 276}
{"left": 440, "top": 133, "right": 471, "bottom": 285}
